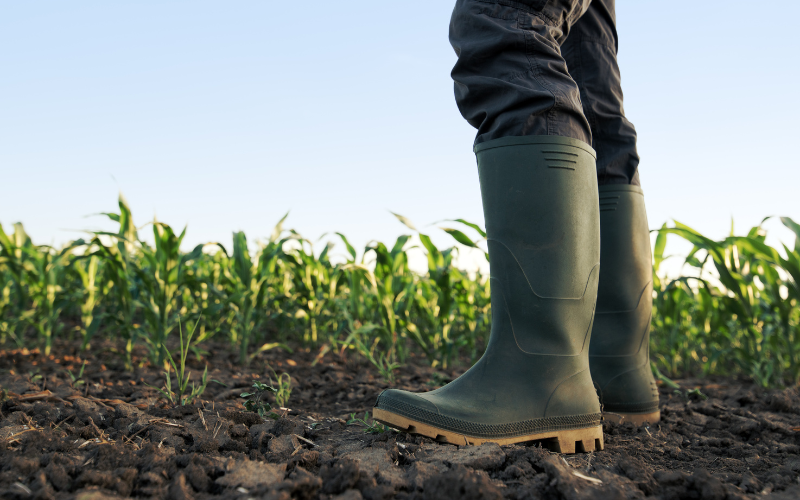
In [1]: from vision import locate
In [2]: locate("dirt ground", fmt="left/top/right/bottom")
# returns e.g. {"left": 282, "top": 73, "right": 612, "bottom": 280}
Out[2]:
{"left": 1, "top": 341, "right": 799, "bottom": 500}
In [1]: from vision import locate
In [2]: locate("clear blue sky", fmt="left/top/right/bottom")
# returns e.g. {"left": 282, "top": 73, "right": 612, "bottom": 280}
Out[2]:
{"left": 2, "top": 1, "right": 798, "bottom": 271}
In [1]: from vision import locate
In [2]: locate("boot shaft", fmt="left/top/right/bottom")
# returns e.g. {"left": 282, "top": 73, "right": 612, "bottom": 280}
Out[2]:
{"left": 475, "top": 136, "right": 600, "bottom": 356}
{"left": 590, "top": 185, "right": 653, "bottom": 357}
{"left": 589, "top": 185, "right": 660, "bottom": 417}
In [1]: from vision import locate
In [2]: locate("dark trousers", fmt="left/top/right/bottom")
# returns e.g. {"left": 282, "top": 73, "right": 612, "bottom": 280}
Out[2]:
{"left": 450, "top": 0, "right": 639, "bottom": 186}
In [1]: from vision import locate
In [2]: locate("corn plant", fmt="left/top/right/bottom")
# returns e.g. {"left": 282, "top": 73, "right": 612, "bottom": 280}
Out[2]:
{"left": 73, "top": 255, "right": 100, "bottom": 349}
{"left": 68, "top": 195, "right": 142, "bottom": 367}
{"left": 136, "top": 221, "right": 204, "bottom": 365}
{"left": 278, "top": 234, "right": 343, "bottom": 345}
{"left": 0, "top": 278, "right": 14, "bottom": 346}
{"left": 652, "top": 217, "right": 800, "bottom": 386}
{"left": 220, "top": 231, "right": 270, "bottom": 364}
{"left": 389, "top": 214, "right": 491, "bottom": 368}
{"left": 2, "top": 191, "right": 798, "bottom": 388}
{"left": 340, "top": 321, "right": 402, "bottom": 382}
{"left": 13, "top": 239, "right": 71, "bottom": 356}
{"left": 0, "top": 223, "right": 26, "bottom": 347}
{"left": 366, "top": 235, "right": 416, "bottom": 361}
{"left": 270, "top": 371, "right": 292, "bottom": 408}
{"left": 149, "top": 321, "right": 208, "bottom": 406}
{"left": 66, "top": 361, "right": 88, "bottom": 388}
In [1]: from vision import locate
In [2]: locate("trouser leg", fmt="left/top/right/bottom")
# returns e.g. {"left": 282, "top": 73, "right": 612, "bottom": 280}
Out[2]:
{"left": 450, "top": 0, "right": 640, "bottom": 186}
{"left": 446, "top": 0, "right": 658, "bottom": 426}
{"left": 557, "top": 0, "right": 640, "bottom": 185}
{"left": 449, "top": 0, "right": 593, "bottom": 146}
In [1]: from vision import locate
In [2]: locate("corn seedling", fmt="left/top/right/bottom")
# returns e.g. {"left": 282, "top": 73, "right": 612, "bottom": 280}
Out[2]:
{"left": 66, "top": 361, "right": 87, "bottom": 388}
{"left": 359, "top": 338, "right": 402, "bottom": 383}
{"left": 148, "top": 320, "right": 208, "bottom": 406}
{"left": 269, "top": 371, "right": 292, "bottom": 408}
{"left": 426, "top": 372, "right": 451, "bottom": 388}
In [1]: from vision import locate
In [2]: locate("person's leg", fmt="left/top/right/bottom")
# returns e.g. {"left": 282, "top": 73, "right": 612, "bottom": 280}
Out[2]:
{"left": 448, "top": 0, "right": 593, "bottom": 146}
{"left": 562, "top": 0, "right": 660, "bottom": 424}
{"left": 560, "top": 0, "right": 639, "bottom": 186}
{"left": 373, "top": 0, "right": 607, "bottom": 452}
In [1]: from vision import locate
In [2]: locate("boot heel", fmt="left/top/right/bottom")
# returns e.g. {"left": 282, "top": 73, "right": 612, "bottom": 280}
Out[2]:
{"left": 553, "top": 425, "right": 604, "bottom": 454}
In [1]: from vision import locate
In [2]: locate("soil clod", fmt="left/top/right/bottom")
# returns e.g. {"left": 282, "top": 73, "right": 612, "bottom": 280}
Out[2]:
{"left": 1, "top": 343, "right": 798, "bottom": 498}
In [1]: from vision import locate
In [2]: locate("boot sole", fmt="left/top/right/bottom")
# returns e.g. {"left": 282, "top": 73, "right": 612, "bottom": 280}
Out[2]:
{"left": 602, "top": 410, "right": 660, "bottom": 426}
{"left": 373, "top": 408, "right": 604, "bottom": 454}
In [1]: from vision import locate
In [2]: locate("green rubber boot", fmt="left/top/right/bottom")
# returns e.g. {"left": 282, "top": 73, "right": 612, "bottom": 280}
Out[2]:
{"left": 589, "top": 185, "right": 660, "bottom": 424}
{"left": 373, "top": 136, "right": 604, "bottom": 453}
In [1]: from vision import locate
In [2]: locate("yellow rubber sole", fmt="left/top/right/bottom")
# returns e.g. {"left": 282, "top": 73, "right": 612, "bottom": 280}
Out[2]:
{"left": 602, "top": 410, "right": 660, "bottom": 426}
{"left": 373, "top": 408, "right": 604, "bottom": 454}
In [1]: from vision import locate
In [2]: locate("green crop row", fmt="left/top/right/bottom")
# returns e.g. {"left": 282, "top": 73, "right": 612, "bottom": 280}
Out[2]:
{"left": 651, "top": 219, "right": 800, "bottom": 387}
{"left": 1, "top": 195, "right": 798, "bottom": 387}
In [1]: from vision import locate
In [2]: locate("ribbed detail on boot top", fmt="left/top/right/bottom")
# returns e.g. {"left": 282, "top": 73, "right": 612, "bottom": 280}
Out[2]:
{"left": 473, "top": 135, "right": 596, "bottom": 157}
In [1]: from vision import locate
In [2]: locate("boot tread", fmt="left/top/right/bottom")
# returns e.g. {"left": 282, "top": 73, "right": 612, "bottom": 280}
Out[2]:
{"left": 375, "top": 392, "right": 601, "bottom": 439}
{"left": 373, "top": 407, "right": 604, "bottom": 453}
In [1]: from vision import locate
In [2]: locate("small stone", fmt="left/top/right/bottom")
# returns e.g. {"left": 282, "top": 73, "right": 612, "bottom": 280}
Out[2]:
{"left": 769, "top": 393, "right": 794, "bottom": 413}
{"left": 406, "top": 461, "right": 447, "bottom": 490}
{"left": 268, "top": 434, "right": 299, "bottom": 456}
{"left": 168, "top": 473, "right": 194, "bottom": 500}
{"left": 216, "top": 460, "right": 286, "bottom": 489}
{"left": 250, "top": 421, "right": 277, "bottom": 440}
{"left": 321, "top": 459, "right": 361, "bottom": 495}
{"left": 342, "top": 448, "right": 406, "bottom": 490}
{"left": 421, "top": 442, "right": 506, "bottom": 470}
{"left": 422, "top": 464, "right": 502, "bottom": 500}
{"left": 73, "top": 398, "right": 100, "bottom": 414}
{"left": 114, "top": 402, "right": 142, "bottom": 419}
{"left": 332, "top": 490, "right": 363, "bottom": 500}
{"left": 653, "top": 470, "right": 685, "bottom": 486}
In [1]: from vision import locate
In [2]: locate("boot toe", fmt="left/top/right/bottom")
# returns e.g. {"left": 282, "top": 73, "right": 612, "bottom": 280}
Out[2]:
{"left": 375, "top": 389, "right": 439, "bottom": 416}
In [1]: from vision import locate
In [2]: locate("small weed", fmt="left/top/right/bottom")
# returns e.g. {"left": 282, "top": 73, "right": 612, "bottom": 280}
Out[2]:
{"left": 653, "top": 363, "right": 708, "bottom": 402}
{"left": 66, "top": 361, "right": 87, "bottom": 388}
{"left": 349, "top": 332, "right": 402, "bottom": 383}
{"left": 426, "top": 371, "right": 451, "bottom": 387}
{"left": 241, "top": 380, "right": 280, "bottom": 420}
{"left": 347, "top": 411, "right": 389, "bottom": 434}
{"left": 372, "top": 351, "right": 403, "bottom": 384}
{"left": 672, "top": 388, "right": 709, "bottom": 402}
{"left": 28, "top": 371, "right": 42, "bottom": 386}
{"left": 651, "top": 363, "right": 680, "bottom": 390}
{"left": 685, "top": 388, "right": 708, "bottom": 401}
